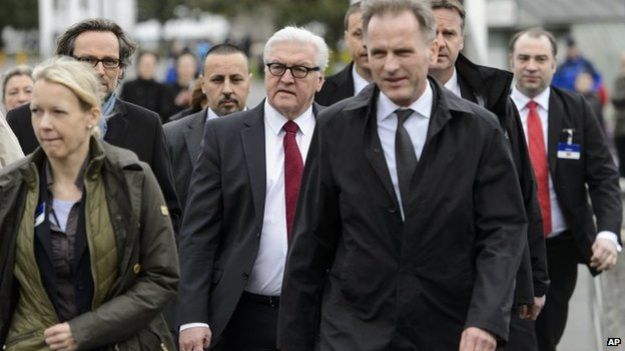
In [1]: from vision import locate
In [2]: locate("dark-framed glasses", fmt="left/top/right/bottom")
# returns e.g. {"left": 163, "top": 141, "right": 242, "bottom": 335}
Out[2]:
{"left": 74, "top": 56, "right": 121, "bottom": 69}
{"left": 266, "top": 63, "right": 320, "bottom": 79}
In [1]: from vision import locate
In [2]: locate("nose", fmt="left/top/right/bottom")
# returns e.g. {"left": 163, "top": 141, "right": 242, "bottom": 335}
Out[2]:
{"left": 436, "top": 32, "right": 446, "bottom": 48}
{"left": 38, "top": 110, "right": 54, "bottom": 130}
{"left": 280, "top": 68, "right": 295, "bottom": 84}
{"left": 93, "top": 61, "right": 106, "bottom": 76}
{"left": 383, "top": 55, "right": 400, "bottom": 73}
{"left": 222, "top": 79, "right": 233, "bottom": 94}
{"left": 526, "top": 58, "right": 538, "bottom": 71}
{"left": 17, "top": 90, "right": 31, "bottom": 104}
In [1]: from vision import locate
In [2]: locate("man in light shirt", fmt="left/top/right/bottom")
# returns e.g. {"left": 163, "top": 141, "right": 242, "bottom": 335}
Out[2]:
{"left": 509, "top": 27, "right": 622, "bottom": 351}
{"left": 315, "top": 1, "right": 372, "bottom": 106}
{"left": 164, "top": 43, "right": 252, "bottom": 213}
{"left": 279, "top": 1, "right": 526, "bottom": 350}
{"left": 428, "top": 1, "right": 549, "bottom": 349}
{"left": 176, "top": 26, "right": 327, "bottom": 351}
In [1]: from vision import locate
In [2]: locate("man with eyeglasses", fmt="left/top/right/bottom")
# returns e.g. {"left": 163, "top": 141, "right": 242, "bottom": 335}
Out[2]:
{"left": 5, "top": 19, "right": 181, "bottom": 231}
{"left": 176, "top": 26, "right": 326, "bottom": 351}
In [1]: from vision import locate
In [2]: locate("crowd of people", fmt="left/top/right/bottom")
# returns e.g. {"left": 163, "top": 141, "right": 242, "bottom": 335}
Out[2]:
{"left": 0, "top": 0, "right": 623, "bottom": 350}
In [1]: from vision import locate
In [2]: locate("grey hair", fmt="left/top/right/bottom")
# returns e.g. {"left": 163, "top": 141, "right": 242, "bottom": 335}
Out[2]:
{"left": 263, "top": 26, "right": 329, "bottom": 71}
{"left": 362, "top": 0, "right": 436, "bottom": 43}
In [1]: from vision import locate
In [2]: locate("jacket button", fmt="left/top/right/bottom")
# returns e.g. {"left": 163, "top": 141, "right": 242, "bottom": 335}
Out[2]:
{"left": 241, "top": 272, "right": 249, "bottom": 280}
{"left": 133, "top": 263, "right": 141, "bottom": 274}
{"left": 256, "top": 231, "right": 261, "bottom": 238}
{"left": 387, "top": 207, "right": 397, "bottom": 214}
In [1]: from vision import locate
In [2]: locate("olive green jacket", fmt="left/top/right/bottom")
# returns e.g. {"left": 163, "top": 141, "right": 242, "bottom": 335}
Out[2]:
{"left": 0, "top": 137, "right": 179, "bottom": 350}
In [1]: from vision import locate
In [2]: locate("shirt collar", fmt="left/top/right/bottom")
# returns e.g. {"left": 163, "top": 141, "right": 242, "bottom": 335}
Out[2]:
{"left": 352, "top": 64, "right": 370, "bottom": 95}
{"left": 443, "top": 68, "right": 461, "bottom": 97}
{"left": 206, "top": 108, "right": 218, "bottom": 122}
{"left": 264, "top": 100, "right": 315, "bottom": 136}
{"left": 511, "top": 85, "right": 551, "bottom": 111}
{"left": 377, "top": 81, "right": 433, "bottom": 122}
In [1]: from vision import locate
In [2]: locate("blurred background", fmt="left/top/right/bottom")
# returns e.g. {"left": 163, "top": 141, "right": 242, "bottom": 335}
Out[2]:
{"left": 1, "top": 1, "right": 625, "bottom": 348}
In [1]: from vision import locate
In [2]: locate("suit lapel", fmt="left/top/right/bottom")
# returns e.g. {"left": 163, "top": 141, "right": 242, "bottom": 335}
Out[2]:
{"left": 184, "top": 112, "right": 206, "bottom": 164}
{"left": 241, "top": 104, "right": 267, "bottom": 221}
{"left": 354, "top": 88, "right": 400, "bottom": 206}
{"left": 103, "top": 100, "right": 129, "bottom": 146}
{"left": 547, "top": 90, "right": 562, "bottom": 177}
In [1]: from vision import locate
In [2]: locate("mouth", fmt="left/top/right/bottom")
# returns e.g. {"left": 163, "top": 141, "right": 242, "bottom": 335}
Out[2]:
{"left": 219, "top": 99, "right": 238, "bottom": 106}
{"left": 276, "top": 89, "right": 296, "bottom": 96}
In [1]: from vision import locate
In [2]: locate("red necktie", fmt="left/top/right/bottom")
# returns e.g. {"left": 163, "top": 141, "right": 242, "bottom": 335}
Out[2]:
{"left": 526, "top": 100, "right": 552, "bottom": 237}
{"left": 283, "top": 120, "right": 303, "bottom": 241}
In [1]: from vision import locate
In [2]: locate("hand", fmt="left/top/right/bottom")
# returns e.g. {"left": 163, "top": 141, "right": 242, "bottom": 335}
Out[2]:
{"left": 44, "top": 322, "right": 77, "bottom": 351}
{"left": 590, "top": 238, "right": 618, "bottom": 272}
{"left": 459, "top": 327, "right": 496, "bottom": 351}
{"left": 179, "top": 326, "right": 212, "bottom": 351}
{"left": 519, "top": 295, "right": 546, "bottom": 320}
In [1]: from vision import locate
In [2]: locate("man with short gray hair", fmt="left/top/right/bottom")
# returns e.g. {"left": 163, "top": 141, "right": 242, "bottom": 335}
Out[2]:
{"left": 176, "top": 26, "right": 326, "bottom": 351}
{"left": 279, "top": 1, "right": 526, "bottom": 350}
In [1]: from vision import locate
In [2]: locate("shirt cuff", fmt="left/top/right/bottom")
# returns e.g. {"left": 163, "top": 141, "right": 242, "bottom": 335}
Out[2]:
{"left": 180, "top": 323, "right": 210, "bottom": 333}
{"left": 596, "top": 231, "right": 623, "bottom": 253}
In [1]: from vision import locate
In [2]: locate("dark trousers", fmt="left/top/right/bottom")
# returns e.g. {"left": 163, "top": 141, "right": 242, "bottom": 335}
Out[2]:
{"left": 503, "top": 312, "right": 538, "bottom": 351}
{"left": 535, "top": 235, "right": 579, "bottom": 351}
{"left": 217, "top": 292, "right": 280, "bottom": 351}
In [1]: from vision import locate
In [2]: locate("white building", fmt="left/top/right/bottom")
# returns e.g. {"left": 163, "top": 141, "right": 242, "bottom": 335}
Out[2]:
{"left": 38, "top": 0, "right": 136, "bottom": 58}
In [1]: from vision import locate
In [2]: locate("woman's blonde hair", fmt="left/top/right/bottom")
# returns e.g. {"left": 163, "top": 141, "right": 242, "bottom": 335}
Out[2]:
{"left": 33, "top": 56, "right": 103, "bottom": 136}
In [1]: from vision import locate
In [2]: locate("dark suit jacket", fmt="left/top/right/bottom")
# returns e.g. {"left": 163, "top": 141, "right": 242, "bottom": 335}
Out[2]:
{"left": 315, "top": 62, "right": 356, "bottom": 106}
{"left": 455, "top": 53, "right": 549, "bottom": 302}
{"left": 163, "top": 109, "right": 206, "bottom": 212}
{"left": 545, "top": 87, "right": 622, "bottom": 271}
{"left": 279, "top": 80, "right": 527, "bottom": 350}
{"left": 6, "top": 100, "right": 181, "bottom": 232}
{"left": 119, "top": 78, "right": 176, "bottom": 123}
{"left": 176, "top": 101, "right": 323, "bottom": 346}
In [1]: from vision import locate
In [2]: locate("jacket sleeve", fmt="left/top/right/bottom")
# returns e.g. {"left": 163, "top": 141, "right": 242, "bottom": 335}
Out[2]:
{"left": 69, "top": 165, "right": 180, "bottom": 349}
{"left": 150, "top": 121, "right": 182, "bottom": 234}
{"left": 278, "top": 117, "right": 341, "bottom": 350}
{"left": 580, "top": 95, "right": 623, "bottom": 240}
{"left": 464, "top": 121, "right": 527, "bottom": 342}
{"left": 175, "top": 120, "right": 223, "bottom": 326}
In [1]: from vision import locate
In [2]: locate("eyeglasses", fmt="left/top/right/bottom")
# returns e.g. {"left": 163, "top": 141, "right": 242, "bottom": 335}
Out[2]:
{"left": 74, "top": 56, "right": 121, "bottom": 69}
{"left": 266, "top": 63, "right": 320, "bottom": 79}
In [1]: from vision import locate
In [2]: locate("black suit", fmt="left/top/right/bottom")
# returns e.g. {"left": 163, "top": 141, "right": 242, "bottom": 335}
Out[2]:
{"left": 6, "top": 100, "right": 181, "bottom": 232}
{"left": 454, "top": 53, "right": 549, "bottom": 350}
{"left": 315, "top": 62, "right": 356, "bottom": 106}
{"left": 279, "top": 80, "right": 527, "bottom": 350}
{"left": 119, "top": 78, "right": 176, "bottom": 123}
{"left": 519, "top": 87, "right": 622, "bottom": 351}
{"left": 176, "top": 101, "right": 322, "bottom": 349}
{"left": 163, "top": 109, "right": 206, "bottom": 212}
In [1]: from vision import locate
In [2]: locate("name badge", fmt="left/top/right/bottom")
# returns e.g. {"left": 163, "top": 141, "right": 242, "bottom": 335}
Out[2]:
{"left": 34, "top": 202, "right": 45, "bottom": 226}
{"left": 557, "top": 142, "right": 581, "bottom": 159}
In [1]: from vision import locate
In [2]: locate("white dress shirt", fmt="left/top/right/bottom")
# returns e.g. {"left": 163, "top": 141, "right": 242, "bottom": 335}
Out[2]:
{"left": 377, "top": 82, "right": 433, "bottom": 219}
{"left": 442, "top": 68, "right": 462, "bottom": 97}
{"left": 204, "top": 108, "right": 219, "bottom": 122}
{"left": 511, "top": 87, "right": 620, "bottom": 250}
{"left": 180, "top": 101, "right": 316, "bottom": 333}
{"left": 246, "top": 100, "right": 315, "bottom": 295}
{"left": 352, "top": 64, "right": 370, "bottom": 96}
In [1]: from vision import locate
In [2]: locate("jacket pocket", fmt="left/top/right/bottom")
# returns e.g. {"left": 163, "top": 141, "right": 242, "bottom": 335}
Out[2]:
{"left": 136, "top": 315, "right": 174, "bottom": 351}
{"left": 4, "top": 330, "right": 40, "bottom": 349}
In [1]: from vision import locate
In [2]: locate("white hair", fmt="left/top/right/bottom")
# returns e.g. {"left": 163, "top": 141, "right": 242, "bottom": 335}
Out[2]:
{"left": 263, "top": 26, "right": 329, "bottom": 71}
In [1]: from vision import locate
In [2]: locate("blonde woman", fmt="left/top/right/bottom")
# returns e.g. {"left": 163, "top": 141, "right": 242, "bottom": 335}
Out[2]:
{"left": 0, "top": 57, "right": 178, "bottom": 350}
